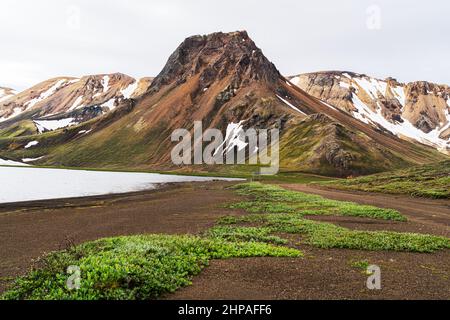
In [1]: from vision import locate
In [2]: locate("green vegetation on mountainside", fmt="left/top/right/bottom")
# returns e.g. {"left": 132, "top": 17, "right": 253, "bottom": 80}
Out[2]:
{"left": 0, "top": 110, "right": 447, "bottom": 178}
{"left": 319, "top": 160, "right": 450, "bottom": 199}
{"left": 278, "top": 115, "right": 446, "bottom": 177}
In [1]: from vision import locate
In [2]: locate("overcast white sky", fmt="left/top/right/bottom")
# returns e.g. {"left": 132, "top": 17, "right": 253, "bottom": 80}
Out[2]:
{"left": 1, "top": 0, "right": 449, "bottom": 90}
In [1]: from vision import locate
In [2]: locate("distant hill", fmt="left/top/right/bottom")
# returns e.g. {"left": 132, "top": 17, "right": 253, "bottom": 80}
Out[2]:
{"left": 290, "top": 71, "right": 449, "bottom": 154}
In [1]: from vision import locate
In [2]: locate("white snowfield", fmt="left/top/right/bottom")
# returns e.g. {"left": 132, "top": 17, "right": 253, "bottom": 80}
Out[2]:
{"left": 34, "top": 118, "right": 78, "bottom": 133}
{"left": 121, "top": 80, "right": 139, "bottom": 99}
{"left": 0, "top": 158, "right": 29, "bottom": 167}
{"left": 22, "top": 156, "right": 44, "bottom": 163}
{"left": 0, "top": 167, "right": 243, "bottom": 204}
{"left": 1, "top": 79, "right": 76, "bottom": 123}
{"left": 351, "top": 94, "right": 450, "bottom": 151}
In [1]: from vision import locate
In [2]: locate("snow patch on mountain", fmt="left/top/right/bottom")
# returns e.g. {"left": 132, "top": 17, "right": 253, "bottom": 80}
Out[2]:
{"left": 276, "top": 95, "right": 306, "bottom": 115}
{"left": 213, "top": 121, "right": 248, "bottom": 158}
{"left": 22, "top": 156, "right": 44, "bottom": 163}
{"left": 101, "top": 98, "right": 116, "bottom": 111}
{"left": 321, "top": 101, "right": 338, "bottom": 111}
{"left": 223, "top": 121, "right": 247, "bottom": 153}
{"left": 0, "top": 107, "right": 22, "bottom": 123}
{"left": 351, "top": 92, "right": 449, "bottom": 150}
{"left": 24, "top": 141, "right": 39, "bottom": 149}
{"left": 26, "top": 79, "right": 67, "bottom": 109}
{"left": 121, "top": 81, "right": 139, "bottom": 99}
{"left": 0, "top": 80, "right": 68, "bottom": 122}
{"left": 0, "top": 158, "right": 29, "bottom": 166}
{"left": 289, "top": 76, "right": 301, "bottom": 86}
{"left": 34, "top": 118, "right": 78, "bottom": 133}
{"left": 102, "top": 75, "right": 110, "bottom": 93}
{"left": 392, "top": 86, "right": 406, "bottom": 107}
{"left": 68, "top": 96, "right": 84, "bottom": 111}
{"left": 353, "top": 77, "right": 387, "bottom": 99}
{"left": 92, "top": 76, "right": 110, "bottom": 98}
{"left": 291, "top": 72, "right": 450, "bottom": 154}
{"left": 339, "top": 81, "right": 350, "bottom": 89}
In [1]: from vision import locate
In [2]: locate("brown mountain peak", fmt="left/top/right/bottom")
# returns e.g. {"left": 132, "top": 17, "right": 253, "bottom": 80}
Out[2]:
{"left": 150, "top": 30, "right": 280, "bottom": 91}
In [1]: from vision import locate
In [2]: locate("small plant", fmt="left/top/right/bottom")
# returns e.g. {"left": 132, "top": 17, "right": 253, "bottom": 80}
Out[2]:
{"left": 351, "top": 260, "right": 370, "bottom": 270}
{"left": 207, "top": 226, "right": 288, "bottom": 245}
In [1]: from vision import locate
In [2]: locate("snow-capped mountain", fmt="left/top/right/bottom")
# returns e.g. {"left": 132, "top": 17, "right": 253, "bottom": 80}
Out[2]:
{"left": 0, "top": 74, "right": 152, "bottom": 133}
{"left": 290, "top": 72, "right": 450, "bottom": 153}
{"left": 0, "top": 32, "right": 446, "bottom": 176}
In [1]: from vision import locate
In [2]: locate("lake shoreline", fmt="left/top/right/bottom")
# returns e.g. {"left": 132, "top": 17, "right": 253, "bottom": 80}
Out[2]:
{"left": 0, "top": 182, "right": 175, "bottom": 212}
{"left": 0, "top": 166, "right": 243, "bottom": 204}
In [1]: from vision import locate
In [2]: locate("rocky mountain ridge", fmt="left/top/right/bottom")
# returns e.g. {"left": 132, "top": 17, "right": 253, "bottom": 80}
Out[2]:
{"left": 0, "top": 74, "right": 152, "bottom": 135}
{"left": 0, "top": 32, "right": 446, "bottom": 176}
{"left": 290, "top": 71, "right": 450, "bottom": 153}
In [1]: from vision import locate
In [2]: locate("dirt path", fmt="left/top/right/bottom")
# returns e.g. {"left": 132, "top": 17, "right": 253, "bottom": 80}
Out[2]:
{"left": 169, "top": 248, "right": 450, "bottom": 300}
{"left": 280, "top": 184, "right": 450, "bottom": 235}
{"left": 1, "top": 181, "right": 449, "bottom": 299}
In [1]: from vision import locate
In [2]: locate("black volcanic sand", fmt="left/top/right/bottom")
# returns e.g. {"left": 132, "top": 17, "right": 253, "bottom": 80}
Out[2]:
{"left": 0, "top": 181, "right": 449, "bottom": 299}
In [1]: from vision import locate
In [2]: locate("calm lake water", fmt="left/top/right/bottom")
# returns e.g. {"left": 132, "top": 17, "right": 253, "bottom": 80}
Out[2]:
{"left": 0, "top": 166, "right": 242, "bottom": 204}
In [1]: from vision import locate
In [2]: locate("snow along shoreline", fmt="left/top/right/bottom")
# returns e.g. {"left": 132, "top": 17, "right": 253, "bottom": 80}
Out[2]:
{"left": 0, "top": 166, "right": 243, "bottom": 204}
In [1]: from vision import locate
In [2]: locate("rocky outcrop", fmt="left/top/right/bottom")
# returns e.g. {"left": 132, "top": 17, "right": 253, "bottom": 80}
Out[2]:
{"left": 404, "top": 81, "right": 449, "bottom": 133}
{"left": 308, "top": 115, "right": 356, "bottom": 171}
{"left": 279, "top": 113, "right": 415, "bottom": 177}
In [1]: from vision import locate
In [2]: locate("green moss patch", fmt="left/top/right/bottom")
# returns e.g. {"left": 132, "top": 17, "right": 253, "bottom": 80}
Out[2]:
{"left": 230, "top": 183, "right": 406, "bottom": 221}
{"left": 2, "top": 234, "right": 300, "bottom": 300}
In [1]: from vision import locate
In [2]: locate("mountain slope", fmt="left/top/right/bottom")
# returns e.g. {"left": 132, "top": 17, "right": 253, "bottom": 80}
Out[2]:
{"left": 0, "top": 32, "right": 447, "bottom": 176}
{"left": 290, "top": 71, "right": 450, "bottom": 153}
{"left": 279, "top": 113, "right": 412, "bottom": 176}
{"left": 0, "top": 74, "right": 152, "bottom": 136}
{"left": 31, "top": 31, "right": 304, "bottom": 168}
